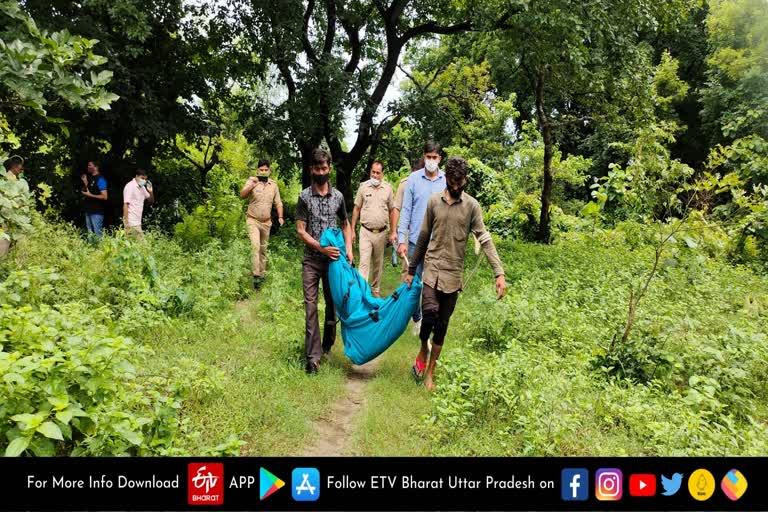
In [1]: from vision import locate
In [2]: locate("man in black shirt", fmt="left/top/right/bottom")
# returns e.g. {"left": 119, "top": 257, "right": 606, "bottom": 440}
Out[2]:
{"left": 81, "top": 160, "right": 108, "bottom": 242}
{"left": 296, "top": 148, "right": 353, "bottom": 374}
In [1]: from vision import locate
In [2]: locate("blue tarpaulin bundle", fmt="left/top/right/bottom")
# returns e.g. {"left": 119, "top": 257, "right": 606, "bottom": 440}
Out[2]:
{"left": 319, "top": 228, "right": 422, "bottom": 365}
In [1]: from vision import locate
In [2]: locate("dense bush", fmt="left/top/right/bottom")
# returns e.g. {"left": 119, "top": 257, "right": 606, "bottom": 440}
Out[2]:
{"left": 0, "top": 217, "right": 253, "bottom": 456}
{"left": 421, "top": 235, "right": 768, "bottom": 455}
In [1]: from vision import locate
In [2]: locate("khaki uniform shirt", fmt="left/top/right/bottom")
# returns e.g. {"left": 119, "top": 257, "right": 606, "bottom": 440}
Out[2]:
{"left": 247, "top": 179, "right": 282, "bottom": 222}
{"left": 354, "top": 180, "right": 394, "bottom": 231}
{"left": 409, "top": 191, "right": 505, "bottom": 293}
{"left": 394, "top": 176, "right": 408, "bottom": 210}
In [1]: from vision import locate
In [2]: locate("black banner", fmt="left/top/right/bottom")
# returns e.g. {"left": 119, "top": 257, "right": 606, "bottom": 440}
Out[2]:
{"left": 3, "top": 457, "right": 765, "bottom": 511}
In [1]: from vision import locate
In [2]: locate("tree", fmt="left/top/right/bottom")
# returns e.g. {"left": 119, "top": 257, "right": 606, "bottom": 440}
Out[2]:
{"left": 236, "top": 0, "right": 524, "bottom": 203}
{"left": 700, "top": 0, "right": 768, "bottom": 145}
{"left": 12, "top": 0, "right": 243, "bottom": 178}
{"left": 504, "top": 1, "right": 692, "bottom": 242}
{"left": 0, "top": 0, "right": 118, "bottom": 163}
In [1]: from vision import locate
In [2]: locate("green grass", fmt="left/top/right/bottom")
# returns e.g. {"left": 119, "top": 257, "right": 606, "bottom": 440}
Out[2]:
{"left": 3, "top": 218, "right": 767, "bottom": 456}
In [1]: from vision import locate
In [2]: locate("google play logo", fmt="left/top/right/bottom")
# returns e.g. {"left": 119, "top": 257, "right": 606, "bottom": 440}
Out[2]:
{"left": 260, "top": 467, "right": 285, "bottom": 501}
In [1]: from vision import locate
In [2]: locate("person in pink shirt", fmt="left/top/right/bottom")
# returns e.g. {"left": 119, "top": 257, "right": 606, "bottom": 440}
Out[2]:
{"left": 122, "top": 169, "right": 154, "bottom": 237}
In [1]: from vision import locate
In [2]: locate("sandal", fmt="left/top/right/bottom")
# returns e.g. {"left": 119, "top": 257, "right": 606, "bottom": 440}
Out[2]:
{"left": 411, "top": 357, "right": 426, "bottom": 381}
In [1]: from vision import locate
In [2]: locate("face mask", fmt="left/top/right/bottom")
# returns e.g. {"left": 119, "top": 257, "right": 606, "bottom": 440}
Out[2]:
{"left": 425, "top": 159, "right": 439, "bottom": 173}
{"left": 138, "top": 179, "right": 147, "bottom": 187}
{"left": 312, "top": 173, "right": 329, "bottom": 185}
{"left": 258, "top": 176, "right": 268, "bottom": 182}
{"left": 370, "top": 178, "right": 381, "bottom": 187}
{"left": 448, "top": 185, "right": 465, "bottom": 199}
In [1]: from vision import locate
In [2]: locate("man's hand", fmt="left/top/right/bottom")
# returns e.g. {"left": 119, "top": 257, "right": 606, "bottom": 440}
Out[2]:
{"left": 405, "top": 274, "right": 414, "bottom": 288}
{"left": 346, "top": 249, "right": 354, "bottom": 265}
{"left": 80, "top": 175, "right": 88, "bottom": 188}
{"left": 389, "top": 232, "right": 398, "bottom": 245}
{"left": 323, "top": 246, "right": 341, "bottom": 260}
{"left": 278, "top": 218, "right": 284, "bottom": 226}
{"left": 495, "top": 275, "right": 507, "bottom": 300}
{"left": 397, "top": 243, "right": 407, "bottom": 258}
{"left": 351, "top": 229, "right": 356, "bottom": 244}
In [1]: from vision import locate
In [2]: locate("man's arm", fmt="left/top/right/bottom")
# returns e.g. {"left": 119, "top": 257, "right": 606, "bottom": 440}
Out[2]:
{"left": 273, "top": 185, "right": 284, "bottom": 225}
{"left": 470, "top": 202, "right": 506, "bottom": 298}
{"left": 406, "top": 198, "right": 434, "bottom": 284}
{"left": 342, "top": 219, "right": 354, "bottom": 264}
{"left": 338, "top": 196, "right": 354, "bottom": 264}
{"left": 397, "top": 179, "right": 413, "bottom": 245}
{"left": 83, "top": 178, "right": 108, "bottom": 200}
{"left": 351, "top": 205, "right": 360, "bottom": 243}
{"left": 386, "top": 186, "right": 397, "bottom": 244}
{"left": 239, "top": 178, "right": 256, "bottom": 199}
{"left": 82, "top": 190, "right": 108, "bottom": 200}
{"left": 123, "top": 202, "right": 129, "bottom": 225}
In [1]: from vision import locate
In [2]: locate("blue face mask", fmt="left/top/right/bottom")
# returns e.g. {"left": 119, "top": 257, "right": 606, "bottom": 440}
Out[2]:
{"left": 138, "top": 179, "right": 147, "bottom": 187}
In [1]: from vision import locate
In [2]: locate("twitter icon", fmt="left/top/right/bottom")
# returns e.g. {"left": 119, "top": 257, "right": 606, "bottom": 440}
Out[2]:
{"left": 661, "top": 473, "right": 683, "bottom": 496}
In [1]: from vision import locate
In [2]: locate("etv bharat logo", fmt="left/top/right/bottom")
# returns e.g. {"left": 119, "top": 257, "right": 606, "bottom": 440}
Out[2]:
{"left": 188, "top": 463, "right": 224, "bottom": 506}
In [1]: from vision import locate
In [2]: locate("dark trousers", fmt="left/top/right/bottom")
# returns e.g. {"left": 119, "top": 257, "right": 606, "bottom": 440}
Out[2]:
{"left": 302, "top": 256, "right": 337, "bottom": 365}
{"left": 419, "top": 284, "right": 459, "bottom": 346}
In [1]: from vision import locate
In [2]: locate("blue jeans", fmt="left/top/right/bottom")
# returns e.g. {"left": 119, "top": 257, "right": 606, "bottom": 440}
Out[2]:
{"left": 408, "top": 242, "right": 424, "bottom": 322}
{"left": 85, "top": 213, "right": 104, "bottom": 242}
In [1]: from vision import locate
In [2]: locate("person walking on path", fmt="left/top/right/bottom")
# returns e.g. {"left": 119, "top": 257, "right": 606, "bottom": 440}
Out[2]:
{"left": 405, "top": 156, "right": 506, "bottom": 391}
{"left": 122, "top": 169, "right": 154, "bottom": 238}
{"left": 240, "top": 159, "right": 284, "bottom": 289}
{"left": 397, "top": 141, "right": 446, "bottom": 334}
{"left": 350, "top": 160, "right": 397, "bottom": 297}
{"left": 81, "top": 160, "right": 108, "bottom": 242}
{"left": 296, "top": 148, "right": 353, "bottom": 374}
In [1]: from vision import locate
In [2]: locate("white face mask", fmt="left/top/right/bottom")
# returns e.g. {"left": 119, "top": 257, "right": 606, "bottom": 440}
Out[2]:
{"left": 425, "top": 159, "right": 439, "bottom": 173}
{"left": 370, "top": 178, "right": 381, "bottom": 187}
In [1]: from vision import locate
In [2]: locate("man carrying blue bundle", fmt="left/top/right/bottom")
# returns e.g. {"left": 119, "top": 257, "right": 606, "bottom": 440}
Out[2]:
{"left": 406, "top": 156, "right": 506, "bottom": 391}
{"left": 296, "top": 148, "right": 354, "bottom": 375}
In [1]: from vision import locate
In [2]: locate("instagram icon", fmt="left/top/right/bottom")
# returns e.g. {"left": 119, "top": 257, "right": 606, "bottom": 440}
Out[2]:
{"left": 595, "top": 469, "right": 623, "bottom": 501}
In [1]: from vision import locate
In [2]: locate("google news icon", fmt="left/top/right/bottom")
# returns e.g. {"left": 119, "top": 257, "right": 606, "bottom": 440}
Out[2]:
{"left": 561, "top": 469, "right": 589, "bottom": 501}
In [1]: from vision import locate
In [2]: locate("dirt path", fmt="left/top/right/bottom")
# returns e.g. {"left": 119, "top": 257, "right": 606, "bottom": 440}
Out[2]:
{"left": 302, "top": 358, "right": 379, "bottom": 456}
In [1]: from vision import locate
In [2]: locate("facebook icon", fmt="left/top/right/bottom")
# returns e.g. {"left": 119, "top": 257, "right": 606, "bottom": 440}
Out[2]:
{"left": 561, "top": 469, "right": 589, "bottom": 501}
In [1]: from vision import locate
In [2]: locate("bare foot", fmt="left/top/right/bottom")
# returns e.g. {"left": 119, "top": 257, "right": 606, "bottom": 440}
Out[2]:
{"left": 425, "top": 375, "right": 435, "bottom": 391}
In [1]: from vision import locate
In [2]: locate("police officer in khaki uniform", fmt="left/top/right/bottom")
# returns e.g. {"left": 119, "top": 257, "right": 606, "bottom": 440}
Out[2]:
{"left": 351, "top": 160, "right": 397, "bottom": 297}
{"left": 240, "top": 159, "right": 284, "bottom": 289}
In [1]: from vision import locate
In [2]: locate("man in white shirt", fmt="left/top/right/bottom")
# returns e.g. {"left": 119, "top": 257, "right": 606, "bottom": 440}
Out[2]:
{"left": 122, "top": 169, "right": 154, "bottom": 237}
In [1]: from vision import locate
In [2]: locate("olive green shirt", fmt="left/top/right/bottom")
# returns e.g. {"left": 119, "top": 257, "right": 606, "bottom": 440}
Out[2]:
{"left": 408, "top": 190, "right": 504, "bottom": 293}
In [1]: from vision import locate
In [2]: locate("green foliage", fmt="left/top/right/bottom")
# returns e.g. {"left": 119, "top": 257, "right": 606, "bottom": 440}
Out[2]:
{"left": 0, "top": 273, "right": 226, "bottom": 456}
{"left": 173, "top": 192, "right": 245, "bottom": 249}
{"left": 588, "top": 122, "right": 695, "bottom": 221}
{"left": 0, "top": 1, "right": 118, "bottom": 161}
{"left": 701, "top": 0, "right": 768, "bottom": 142}
{"left": 0, "top": 174, "right": 33, "bottom": 242}
{"left": 420, "top": 236, "right": 768, "bottom": 455}
{"left": 0, "top": 218, "right": 254, "bottom": 456}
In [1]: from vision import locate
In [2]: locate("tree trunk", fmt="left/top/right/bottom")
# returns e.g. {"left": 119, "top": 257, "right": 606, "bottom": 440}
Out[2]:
{"left": 300, "top": 141, "right": 317, "bottom": 189}
{"left": 534, "top": 69, "right": 554, "bottom": 244}
{"left": 335, "top": 154, "right": 354, "bottom": 209}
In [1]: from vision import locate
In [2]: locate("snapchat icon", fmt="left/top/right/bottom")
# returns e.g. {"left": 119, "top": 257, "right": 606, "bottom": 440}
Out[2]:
{"left": 688, "top": 469, "right": 715, "bottom": 501}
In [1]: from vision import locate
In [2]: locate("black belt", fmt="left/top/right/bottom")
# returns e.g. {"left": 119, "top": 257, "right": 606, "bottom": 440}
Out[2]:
{"left": 362, "top": 225, "right": 386, "bottom": 234}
